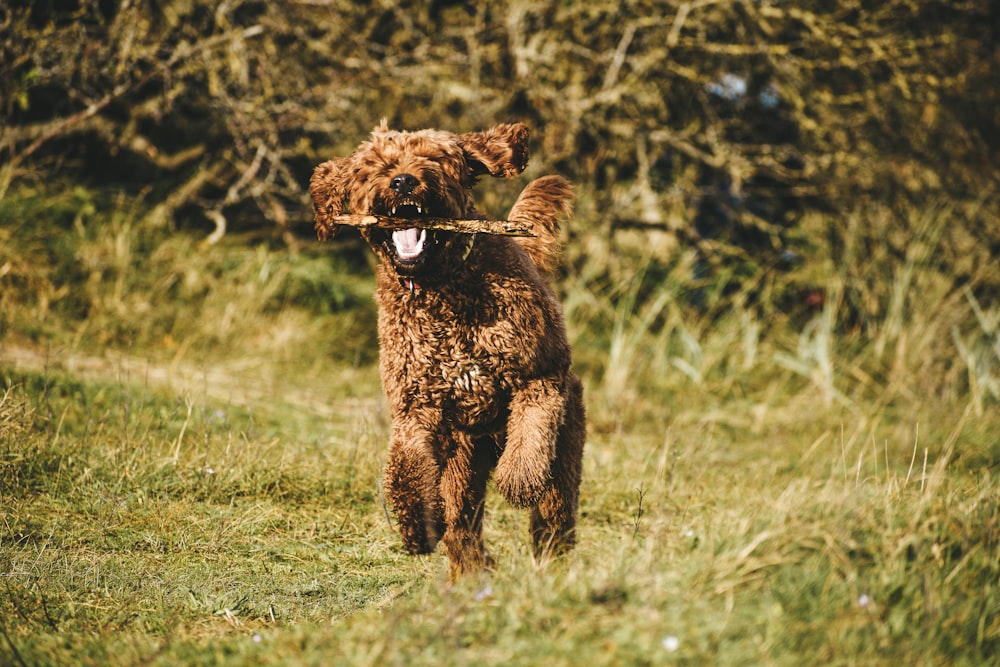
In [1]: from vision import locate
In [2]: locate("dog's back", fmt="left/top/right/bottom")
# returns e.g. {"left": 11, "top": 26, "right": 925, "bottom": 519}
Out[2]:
{"left": 508, "top": 175, "right": 574, "bottom": 275}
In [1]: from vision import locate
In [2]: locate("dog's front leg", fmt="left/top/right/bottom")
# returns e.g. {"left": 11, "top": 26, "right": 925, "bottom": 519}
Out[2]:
{"left": 530, "top": 373, "right": 585, "bottom": 559}
{"left": 383, "top": 421, "right": 445, "bottom": 555}
{"left": 494, "top": 375, "right": 565, "bottom": 508}
{"left": 439, "top": 432, "right": 497, "bottom": 581}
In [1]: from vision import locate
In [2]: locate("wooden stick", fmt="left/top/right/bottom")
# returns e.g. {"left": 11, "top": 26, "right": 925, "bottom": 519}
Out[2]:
{"left": 327, "top": 214, "right": 535, "bottom": 237}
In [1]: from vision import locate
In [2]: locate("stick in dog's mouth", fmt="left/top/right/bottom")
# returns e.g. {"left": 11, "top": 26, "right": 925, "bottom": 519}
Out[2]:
{"left": 325, "top": 214, "right": 536, "bottom": 237}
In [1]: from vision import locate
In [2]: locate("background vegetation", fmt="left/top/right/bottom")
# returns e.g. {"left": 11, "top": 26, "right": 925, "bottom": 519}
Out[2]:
{"left": 1, "top": 0, "right": 998, "bottom": 664}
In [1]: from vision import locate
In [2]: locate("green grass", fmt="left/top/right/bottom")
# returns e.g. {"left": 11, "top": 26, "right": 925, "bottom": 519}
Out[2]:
{"left": 1, "top": 185, "right": 998, "bottom": 665}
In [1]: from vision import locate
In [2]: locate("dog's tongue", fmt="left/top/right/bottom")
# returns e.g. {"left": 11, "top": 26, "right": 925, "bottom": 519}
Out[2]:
{"left": 392, "top": 228, "right": 426, "bottom": 259}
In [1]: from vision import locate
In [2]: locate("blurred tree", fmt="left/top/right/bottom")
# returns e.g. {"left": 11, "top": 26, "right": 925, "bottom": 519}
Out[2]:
{"left": 1, "top": 0, "right": 996, "bottom": 316}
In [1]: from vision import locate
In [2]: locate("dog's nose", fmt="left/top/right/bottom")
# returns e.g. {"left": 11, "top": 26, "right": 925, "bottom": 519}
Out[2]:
{"left": 390, "top": 174, "right": 420, "bottom": 196}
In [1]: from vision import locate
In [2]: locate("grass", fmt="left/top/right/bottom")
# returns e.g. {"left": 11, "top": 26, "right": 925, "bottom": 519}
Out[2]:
{"left": 1, "top": 184, "right": 999, "bottom": 665}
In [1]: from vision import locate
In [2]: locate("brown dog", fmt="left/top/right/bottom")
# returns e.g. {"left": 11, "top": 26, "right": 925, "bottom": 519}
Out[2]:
{"left": 310, "top": 121, "right": 585, "bottom": 579}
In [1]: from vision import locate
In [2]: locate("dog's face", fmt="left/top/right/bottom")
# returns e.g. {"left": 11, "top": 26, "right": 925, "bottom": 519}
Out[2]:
{"left": 310, "top": 122, "right": 529, "bottom": 277}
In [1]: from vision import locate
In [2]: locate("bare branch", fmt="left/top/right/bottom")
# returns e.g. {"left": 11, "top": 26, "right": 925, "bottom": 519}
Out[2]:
{"left": 322, "top": 215, "right": 536, "bottom": 237}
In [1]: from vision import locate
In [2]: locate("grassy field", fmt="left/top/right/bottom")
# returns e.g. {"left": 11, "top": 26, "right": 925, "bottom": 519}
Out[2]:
{"left": 1, "top": 186, "right": 998, "bottom": 665}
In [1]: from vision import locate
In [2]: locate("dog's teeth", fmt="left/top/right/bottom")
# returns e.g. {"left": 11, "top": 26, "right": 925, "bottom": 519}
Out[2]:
{"left": 416, "top": 205, "right": 422, "bottom": 214}
{"left": 391, "top": 206, "right": 397, "bottom": 215}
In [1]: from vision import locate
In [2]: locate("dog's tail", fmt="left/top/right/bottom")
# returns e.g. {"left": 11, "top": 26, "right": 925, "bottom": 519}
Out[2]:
{"left": 508, "top": 175, "right": 574, "bottom": 274}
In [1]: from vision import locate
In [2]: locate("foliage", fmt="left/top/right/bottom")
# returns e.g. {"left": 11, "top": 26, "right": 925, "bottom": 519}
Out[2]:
{"left": 2, "top": 1, "right": 997, "bottom": 311}
{"left": 2, "top": 184, "right": 999, "bottom": 664}
{"left": 0, "top": 186, "right": 378, "bottom": 364}
{"left": 1, "top": 340, "right": 998, "bottom": 665}
{"left": 1, "top": 1, "right": 998, "bottom": 664}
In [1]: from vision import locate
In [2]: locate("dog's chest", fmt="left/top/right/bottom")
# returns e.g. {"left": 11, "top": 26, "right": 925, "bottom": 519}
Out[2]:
{"left": 378, "top": 288, "right": 517, "bottom": 428}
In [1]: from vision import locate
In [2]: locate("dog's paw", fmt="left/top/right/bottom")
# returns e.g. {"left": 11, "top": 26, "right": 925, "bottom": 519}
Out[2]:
{"left": 494, "top": 446, "right": 551, "bottom": 508}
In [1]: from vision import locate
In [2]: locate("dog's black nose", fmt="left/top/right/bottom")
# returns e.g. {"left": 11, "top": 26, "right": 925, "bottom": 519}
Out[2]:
{"left": 390, "top": 174, "right": 420, "bottom": 196}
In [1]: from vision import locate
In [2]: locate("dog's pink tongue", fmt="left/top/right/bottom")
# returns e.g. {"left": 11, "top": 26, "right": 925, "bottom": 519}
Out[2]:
{"left": 392, "top": 228, "right": 426, "bottom": 259}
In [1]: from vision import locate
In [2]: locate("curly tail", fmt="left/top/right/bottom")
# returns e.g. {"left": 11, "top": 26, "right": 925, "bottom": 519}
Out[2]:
{"left": 508, "top": 175, "right": 574, "bottom": 275}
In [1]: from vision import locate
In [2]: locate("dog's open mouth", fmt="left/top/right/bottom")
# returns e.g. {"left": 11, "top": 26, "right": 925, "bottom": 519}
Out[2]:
{"left": 378, "top": 198, "right": 434, "bottom": 269}
{"left": 389, "top": 199, "right": 424, "bottom": 217}
{"left": 392, "top": 227, "right": 426, "bottom": 262}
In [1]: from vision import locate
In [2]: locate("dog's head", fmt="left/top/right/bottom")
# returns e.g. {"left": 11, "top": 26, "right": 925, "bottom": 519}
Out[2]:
{"left": 310, "top": 121, "right": 529, "bottom": 278}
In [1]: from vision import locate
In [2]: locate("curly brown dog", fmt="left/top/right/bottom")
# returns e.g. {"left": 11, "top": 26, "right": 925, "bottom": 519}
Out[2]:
{"left": 310, "top": 121, "right": 585, "bottom": 580}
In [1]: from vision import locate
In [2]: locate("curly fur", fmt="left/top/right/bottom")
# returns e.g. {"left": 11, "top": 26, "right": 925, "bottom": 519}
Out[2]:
{"left": 310, "top": 121, "right": 585, "bottom": 580}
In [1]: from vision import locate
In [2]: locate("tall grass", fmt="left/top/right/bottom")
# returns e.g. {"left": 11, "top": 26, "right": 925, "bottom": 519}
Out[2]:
{"left": 1, "top": 185, "right": 998, "bottom": 664}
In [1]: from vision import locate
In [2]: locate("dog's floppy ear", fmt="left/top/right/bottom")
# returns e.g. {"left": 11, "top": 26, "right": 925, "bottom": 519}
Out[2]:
{"left": 310, "top": 157, "right": 351, "bottom": 240}
{"left": 458, "top": 123, "right": 530, "bottom": 178}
